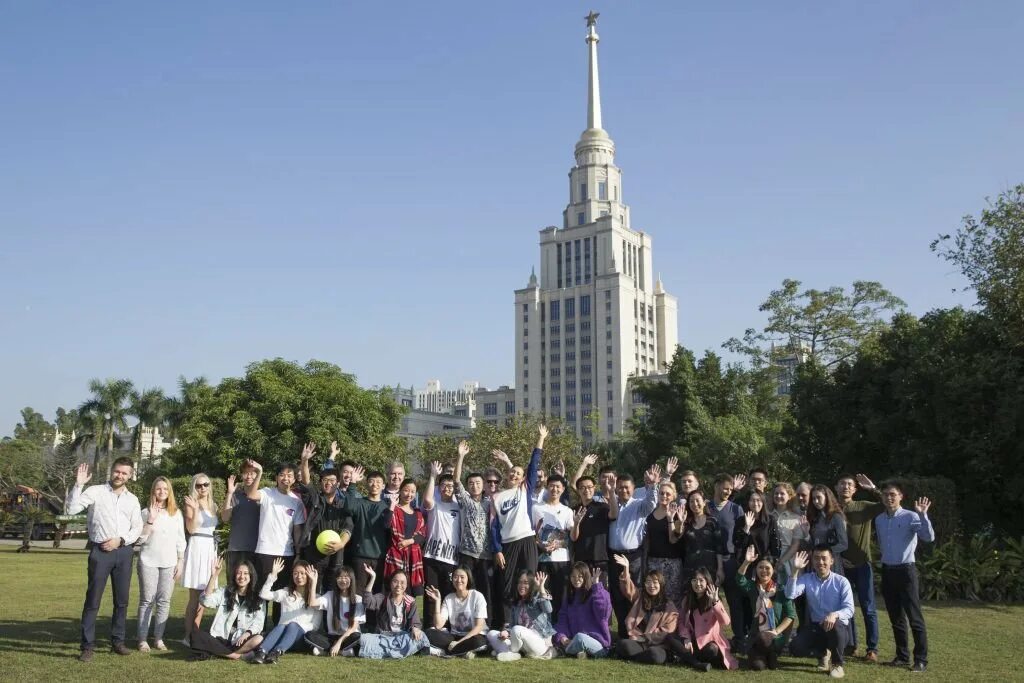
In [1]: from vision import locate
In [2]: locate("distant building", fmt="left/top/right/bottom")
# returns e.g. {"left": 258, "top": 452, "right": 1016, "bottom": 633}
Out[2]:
{"left": 415, "top": 380, "right": 478, "bottom": 416}
{"left": 626, "top": 372, "right": 669, "bottom": 426}
{"left": 772, "top": 342, "right": 812, "bottom": 396}
{"left": 475, "top": 385, "right": 517, "bottom": 428}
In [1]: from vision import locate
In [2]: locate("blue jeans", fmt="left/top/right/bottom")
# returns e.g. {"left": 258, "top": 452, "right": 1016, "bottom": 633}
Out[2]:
{"left": 564, "top": 633, "right": 607, "bottom": 658}
{"left": 261, "top": 622, "right": 305, "bottom": 653}
{"left": 846, "top": 561, "right": 879, "bottom": 652}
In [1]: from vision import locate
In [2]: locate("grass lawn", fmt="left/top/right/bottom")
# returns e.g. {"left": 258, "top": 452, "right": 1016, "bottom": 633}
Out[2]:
{"left": 0, "top": 545, "right": 1016, "bottom": 681}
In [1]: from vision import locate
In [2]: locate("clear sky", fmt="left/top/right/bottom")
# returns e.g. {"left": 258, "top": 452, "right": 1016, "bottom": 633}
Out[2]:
{"left": 2, "top": 2, "right": 1022, "bottom": 436}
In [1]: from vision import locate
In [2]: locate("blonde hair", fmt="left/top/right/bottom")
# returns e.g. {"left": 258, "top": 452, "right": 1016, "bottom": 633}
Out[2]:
{"left": 774, "top": 482, "right": 799, "bottom": 513}
{"left": 658, "top": 481, "right": 678, "bottom": 498}
{"left": 149, "top": 476, "right": 178, "bottom": 517}
{"left": 189, "top": 473, "right": 219, "bottom": 513}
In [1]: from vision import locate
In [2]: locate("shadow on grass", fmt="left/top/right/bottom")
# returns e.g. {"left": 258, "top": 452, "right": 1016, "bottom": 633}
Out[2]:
{"left": 924, "top": 600, "right": 1019, "bottom": 613}
{"left": 0, "top": 617, "right": 194, "bottom": 661}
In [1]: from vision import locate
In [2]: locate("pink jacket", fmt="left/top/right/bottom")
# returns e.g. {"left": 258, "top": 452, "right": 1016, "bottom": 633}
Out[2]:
{"left": 677, "top": 600, "right": 738, "bottom": 670}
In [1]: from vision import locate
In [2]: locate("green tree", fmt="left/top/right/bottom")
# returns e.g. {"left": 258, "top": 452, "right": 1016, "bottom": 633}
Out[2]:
{"left": 43, "top": 438, "right": 81, "bottom": 548}
{"left": 725, "top": 279, "right": 906, "bottom": 368}
{"left": 0, "top": 439, "right": 45, "bottom": 489}
{"left": 129, "top": 387, "right": 167, "bottom": 462}
{"left": 932, "top": 183, "right": 1024, "bottom": 344}
{"left": 76, "top": 378, "right": 134, "bottom": 470}
{"left": 168, "top": 359, "right": 406, "bottom": 478}
{"left": 13, "top": 408, "right": 54, "bottom": 446}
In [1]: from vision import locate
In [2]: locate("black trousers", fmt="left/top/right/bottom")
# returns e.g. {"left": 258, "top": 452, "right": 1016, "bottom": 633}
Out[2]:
{"left": 459, "top": 554, "right": 495, "bottom": 625}
{"left": 538, "top": 560, "right": 570, "bottom": 623}
{"left": 881, "top": 563, "right": 928, "bottom": 665}
{"left": 80, "top": 544, "right": 134, "bottom": 650}
{"left": 746, "top": 631, "right": 780, "bottom": 671}
{"left": 665, "top": 633, "right": 727, "bottom": 670}
{"left": 304, "top": 630, "right": 360, "bottom": 654}
{"left": 352, "top": 555, "right": 386, "bottom": 594}
{"left": 426, "top": 629, "right": 488, "bottom": 655}
{"left": 255, "top": 553, "right": 294, "bottom": 625}
{"left": 790, "top": 620, "right": 851, "bottom": 666}
{"left": 607, "top": 549, "right": 641, "bottom": 638}
{"left": 500, "top": 537, "right": 538, "bottom": 613}
{"left": 189, "top": 630, "right": 259, "bottom": 658}
{"left": 302, "top": 544, "right": 346, "bottom": 593}
{"left": 424, "top": 558, "right": 455, "bottom": 629}
{"left": 616, "top": 638, "right": 669, "bottom": 664}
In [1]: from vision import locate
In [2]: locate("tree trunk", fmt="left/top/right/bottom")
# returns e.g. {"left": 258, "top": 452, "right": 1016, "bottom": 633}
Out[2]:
{"left": 52, "top": 521, "right": 66, "bottom": 548}
{"left": 19, "top": 520, "right": 33, "bottom": 552}
{"left": 150, "top": 426, "right": 157, "bottom": 461}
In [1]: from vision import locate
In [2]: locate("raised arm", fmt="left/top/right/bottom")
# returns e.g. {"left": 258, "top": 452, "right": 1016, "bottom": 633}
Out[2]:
{"left": 914, "top": 498, "right": 935, "bottom": 543}
{"left": 614, "top": 554, "right": 637, "bottom": 603}
{"left": 298, "top": 442, "right": 315, "bottom": 486}
{"left": 244, "top": 459, "right": 264, "bottom": 501}
{"left": 221, "top": 475, "right": 237, "bottom": 522}
{"left": 423, "top": 461, "right": 441, "bottom": 511}
{"left": 605, "top": 481, "right": 620, "bottom": 521}
{"left": 784, "top": 551, "right": 809, "bottom": 600}
{"left": 65, "top": 463, "right": 94, "bottom": 514}
{"left": 454, "top": 440, "right": 469, "bottom": 486}
{"left": 571, "top": 453, "right": 598, "bottom": 491}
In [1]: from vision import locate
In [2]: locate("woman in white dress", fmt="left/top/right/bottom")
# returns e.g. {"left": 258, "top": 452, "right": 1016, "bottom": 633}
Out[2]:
{"left": 182, "top": 473, "right": 219, "bottom": 645}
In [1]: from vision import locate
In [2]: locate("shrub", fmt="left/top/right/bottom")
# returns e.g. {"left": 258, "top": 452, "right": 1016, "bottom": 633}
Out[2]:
{"left": 918, "top": 536, "right": 1024, "bottom": 602}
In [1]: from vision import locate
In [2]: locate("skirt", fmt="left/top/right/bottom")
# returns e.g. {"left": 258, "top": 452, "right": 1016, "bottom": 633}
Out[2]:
{"left": 648, "top": 557, "right": 684, "bottom": 605}
{"left": 181, "top": 535, "right": 217, "bottom": 590}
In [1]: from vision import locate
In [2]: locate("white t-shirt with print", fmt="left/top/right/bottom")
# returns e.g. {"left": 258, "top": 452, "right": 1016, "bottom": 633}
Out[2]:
{"left": 255, "top": 486, "right": 307, "bottom": 556}
{"left": 318, "top": 592, "right": 365, "bottom": 636}
{"left": 533, "top": 502, "right": 574, "bottom": 563}
{"left": 440, "top": 589, "right": 488, "bottom": 635}
{"left": 424, "top": 499, "right": 461, "bottom": 565}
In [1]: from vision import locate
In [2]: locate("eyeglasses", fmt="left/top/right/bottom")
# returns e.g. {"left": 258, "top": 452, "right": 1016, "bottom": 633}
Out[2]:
{"left": 485, "top": 480, "right": 500, "bottom": 485}
{"left": 196, "top": 483, "right": 211, "bottom": 488}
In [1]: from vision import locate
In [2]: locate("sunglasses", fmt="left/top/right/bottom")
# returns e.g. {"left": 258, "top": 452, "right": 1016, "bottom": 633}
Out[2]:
{"left": 485, "top": 480, "right": 500, "bottom": 485}
{"left": 196, "top": 482, "right": 211, "bottom": 488}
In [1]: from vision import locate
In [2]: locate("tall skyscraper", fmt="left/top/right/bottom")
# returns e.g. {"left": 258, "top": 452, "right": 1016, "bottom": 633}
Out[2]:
{"left": 514, "top": 13, "right": 678, "bottom": 441}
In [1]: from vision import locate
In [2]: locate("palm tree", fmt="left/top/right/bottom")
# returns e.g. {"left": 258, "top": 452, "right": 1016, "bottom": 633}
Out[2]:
{"left": 129, "top": 387, "right": 166, "bottom": 461}
{"left": 77, "top": 378, "right": 134, "bottom": 470}
{"left": 162, "top": 376, "right": 209, "bottom": 442}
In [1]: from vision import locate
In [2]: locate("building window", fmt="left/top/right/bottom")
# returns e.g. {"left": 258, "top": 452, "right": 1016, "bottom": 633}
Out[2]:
{"left": 523, "top": 398, "right": 529, "bottom": 409}
{"left": 566, "top": 323, "right": 575, "bottom": 333}
{"left": 505, "top": 400, "right": 515, "bottom": 414}
{"left": 607, "top": 360, "right": 613, "bottom": 368}
{"left": 614, "top": 185, "right": 618, "bottom": 201}
{"left": 551, "top": 339, "right": 561, "bottom": 349}
{"left": 523, "top": 341, "right": 528, "bottom": 350}
{"left": 484, "top": 402, "right": 497, "bottom": 416}
{"left": 580, "top": 183, "right": 588, "bottom": 200}
{"left": 566, "top": 410, "right": 576, "bottom": 422}
{"left": 566, "top": 394, "right": 576, "bottom": 406}
{"left": 551, "top": 381, "right": 560, "bottom": 390}
{"left": 580, "top": 295, "right": 591, "bottom": 316}
{"left": 607, "top": 406, "right": 614, "bottom": 417}
{"left": 581, "top": 320, "right": 591, "bottom": 331}
{"left": 608, "top": 423, "right": 614, "bottom": 435}
{"left": 574, "top": 240, "right": 582, "bottom": 285}
{"left": 581, "top": 351, "right": 591, "bottom": 360}
{"left": 566, "top": 351, "right": 576, "bottom": 361}
{"left": 550, "top": 325, "right": 559, "bottom": 335}
{"left": 606, "top": 300, "right": 612, "bottom": 311}
{"left": 522, "top": 304, "right": 528, "bottom": 313}
{"left": 567, "top": 380, "right": 576, "bottom": 390}
{"left": 565, "top": 298, "right": 575, "bottom": 319}
{"left": 577, "top": 212, "right": 585, "bottom": 225}
{"left": 549, "top": 300, "right": 559, "bottom": 321}
{"left": 551, "top": 368, "right": 560, "bottom": 378}
{"left": 582, "top": 392, "right": 592, "bottom": 404}
{"left": 523, "top": 356, "right": 528, "bottom": 366}
{"left": 566, "top": 337, "right": 576, "bottom": 348}
{"left": 582, "top": 362, "right": 591, "bottom": 372}
{"left": 607, "top": 390, "right": 613, "bottom": 401}
{"left": 556, "top": 244, "right": 562, "bottom": 288}
{"left": 551, "top": 395, "right": 560, "bottom": 407}
{"left": 524, "top": 384, "right": 528, "bottom": 391}
{"left": 582, "top": 378, "right": 592, "bottom": 388}
{"left": 606, "top": 316, "right": 612, "bottom": 325}
{"left": 605, "top": 290, "right": 611, "bottom": 300}
{"left": 598, "top": 181, "right": 607, "bottom": 200}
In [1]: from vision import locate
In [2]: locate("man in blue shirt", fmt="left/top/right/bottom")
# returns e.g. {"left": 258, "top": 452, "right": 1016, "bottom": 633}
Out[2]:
{"left": 606, "top": 465, "right": 659, "bottom": 638}
{"left": 786, "top": 547, "right": 855, "bottom": 679}
{"left": 875, "top": 483, "right": 934, "bottom": 673}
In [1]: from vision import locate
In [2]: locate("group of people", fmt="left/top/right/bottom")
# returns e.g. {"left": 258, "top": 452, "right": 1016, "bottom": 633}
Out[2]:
{"left": 67, "top": 424, "right": 936, "bottom": 677}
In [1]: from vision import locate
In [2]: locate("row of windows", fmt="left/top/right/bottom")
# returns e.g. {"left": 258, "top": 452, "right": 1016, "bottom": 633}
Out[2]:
{"left": 557, "top": 239, "right": 596, "bottom": 288}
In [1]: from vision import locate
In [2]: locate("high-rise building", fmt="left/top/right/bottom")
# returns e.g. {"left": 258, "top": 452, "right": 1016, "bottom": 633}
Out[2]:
{"left": 415, "top": 379, "right": 478, "bottom": 415}
{"left": 514, "top": 13, "right": 678, "bottom": 441}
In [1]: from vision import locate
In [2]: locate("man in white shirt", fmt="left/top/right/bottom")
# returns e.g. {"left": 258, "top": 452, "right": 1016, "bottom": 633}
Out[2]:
{"left": 422, "top": 461, "right": 462, "bottom": 628}
{"left": 245, "top": 458, "right": 307, "bottom": 623}
{"left": 533, "top": 474, "right": 574, "bottom": 621}
{"left": 66, "top": 457, "right": 143, "bottom": 662}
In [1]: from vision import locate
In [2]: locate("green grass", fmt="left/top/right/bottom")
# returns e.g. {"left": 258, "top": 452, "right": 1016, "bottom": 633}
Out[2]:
{"left": 0, "top": 545, "right": 1017, "bottom": 681}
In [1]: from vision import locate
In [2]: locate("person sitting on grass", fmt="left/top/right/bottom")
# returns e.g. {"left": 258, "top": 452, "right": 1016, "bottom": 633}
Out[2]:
{"left": 486, "top": 570, "right": 556, "bottom": 661}
{"left": 189, "top": 557, "right": 265, "bottom": 661}
{"left": 305, "top": 566, "right": 364, "bottom": 657}
{"left": 424, "top": 566, "right": 490, "bottom": 658}
{"left": 358, "top": 565, "right": 429, "bottom": 659}
{"left": 553, "top": 563, "right": 612, "bottom": 659}
{"left": 664, "top": 567, "right": 738, "bottom": 672}
{"left": 736, "top": 545, "right": 795, "bottom": 671}
{"left": 614, "top": 559, "right": 679, "bottom": 665}
{"left": 785, "top": 547, "right": 855, "bottom": 679}
{"left": 252, "top": 558, "right": 321, "bottom": 664}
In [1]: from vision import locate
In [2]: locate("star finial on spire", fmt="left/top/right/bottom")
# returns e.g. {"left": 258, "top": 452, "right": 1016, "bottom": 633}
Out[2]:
{"left": 585, "top": 10, "right": 600, "bottom": 27}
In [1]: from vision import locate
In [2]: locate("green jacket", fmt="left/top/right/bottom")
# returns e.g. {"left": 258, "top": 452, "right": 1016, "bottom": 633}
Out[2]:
{"left": 736, "top": 573, "right": 797, "bottom": 649}
{"left": 340, "top": 493, "right": 391, "bottom": 559}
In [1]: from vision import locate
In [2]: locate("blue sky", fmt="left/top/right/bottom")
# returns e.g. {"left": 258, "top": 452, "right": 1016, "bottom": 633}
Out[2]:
{"left": 2, "top": 2, "right": 1022, "bottom": 436}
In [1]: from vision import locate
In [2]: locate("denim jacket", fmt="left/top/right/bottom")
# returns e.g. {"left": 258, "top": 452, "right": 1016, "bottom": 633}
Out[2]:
{"left": 505, "top": 596, "right": 555, "bottom": 638}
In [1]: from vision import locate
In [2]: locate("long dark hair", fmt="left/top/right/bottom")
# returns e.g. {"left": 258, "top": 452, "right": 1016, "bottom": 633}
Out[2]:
{"left": 746, "top": 491, "right": 771, "bottom": 527}
{"left": 225, "top": 560, "right": 262, "bottom": 614}
{"left": 682, "top": 567, "right": 717, "bottom": 614}
{"left": 509, "top": 569, "right": 539, "bottom": 606}
{"left": 568, "top": 562, "right": 595, "bottom": 604}
{"left": 639, "top": 569, "right": 667, "bottom": 613}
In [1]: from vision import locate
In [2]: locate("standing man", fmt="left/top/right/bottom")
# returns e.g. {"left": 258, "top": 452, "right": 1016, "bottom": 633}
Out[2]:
{"left": 340, "top": 469, "right": 396, "bottom": 593}
{"left": 533, "top": 473, "right": 574, "bottom": 621}
{"left": 835, "top": 473, "right": 885, "bottom": 662}
{"left": 221, "top": 460, "right": 261, "bottom": 576}
{"left": 383, "top": 460, "right": 417, "bottom": 508}
{"left": 876, "top": 483, "right": 934, "bottom": 673}
{"left": 570, "top": 474, "right": 614, "bottom": 587}
{"left": 422, "top": 460, "right": 462, "bottom": 628}
{"left": 606, "top": 465, "right": 659, "bottom": 638}
{"left": 678, "top": 469, "right": 701, "bottom": 498}
{"left": 786, "top": 548, "right": 856, "bottom": 679}
{"left": 66, "top": 458, "right": 143, "bottom": 662}
{"left": 245, "top": 459, "right": 307, "bottom": 623}
{"left": 296, "top": 442, "right": 354, "bottom": 591}
{"left": 707, "top": 472, "right": 747, "bottom": 645}
{"left": 735, "top": 467, "right": 770, "bottom": 510}
{"left": 453, "top": 441, "right": 497, "bottom": 625}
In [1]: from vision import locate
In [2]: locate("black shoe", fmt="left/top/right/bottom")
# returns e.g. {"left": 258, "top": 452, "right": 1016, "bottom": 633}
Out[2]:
{"left": 78, "top": 649, "right": 94, "bottom": 663}
{"left": 885, "top": 657, "right": 911, "bottom": 667}
{"left": 251, "top": 649, "right": 266, "bottom": 664}
{"left": 911, "top": 662, "right": 927, "bottom": 673}
{"left": 110, "top": 643, "right": 131, "bottom": 656}
{"left": 264, "top": 649, "right": 284, "bottom": 664}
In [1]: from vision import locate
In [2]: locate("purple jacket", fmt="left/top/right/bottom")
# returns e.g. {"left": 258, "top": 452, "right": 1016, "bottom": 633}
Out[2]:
{"left": 554, "top": 582, "right": 612, "bottom": 648}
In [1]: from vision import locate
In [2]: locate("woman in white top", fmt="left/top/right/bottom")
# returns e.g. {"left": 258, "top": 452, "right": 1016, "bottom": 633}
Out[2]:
{"left": 190, "top": 557, "right": 266, "bottom": 660}
{"left": 424, "top": 566, "right": 490, "bottom": 658}
{"left": 181, "top": 473, "right": 219, "bottom": 644}
{"left": 305, "top": 565, "right": 365, "bottom": 656}
{"left": 253, "top": 558, "right": 322, "bottom": 664}
{"left": 136, "top": 476, "right": 186, "bottom": 651}
{"left": 773, "top": 483, "right": 810, "bottom": 582}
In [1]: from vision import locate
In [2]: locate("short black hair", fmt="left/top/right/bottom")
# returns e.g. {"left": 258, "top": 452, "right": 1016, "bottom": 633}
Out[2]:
{"left": 598, "top": 465, "right": 617, "bottom": 477}
{"left": 836, "top": 473, "right": 857, "bottom": 485}
{"left": 546, "top": 474, "right": 568, "bottom": 488}
{"left": 452, "top": 565, "right": 474, "bottom": 589}
{"left": 881, "top": 481, "right": 904, "bottom": 495}
{"left": 275, "top": 463, "right": 297, "bottom": 477}
{"left": 811, "top": 545, "right": 833, "bottom": 557}
{"left": 616, "top": 474, "right": 635, "bottom": 486}
{"left": 714, "top": 473, "right": 734, "bottom": 486}
{"left": 438, "top": 474, "right": 455, "bottom": 486}
{"left": 466, "top": 472, "right": 484, "bottom": 482}
{"left": 365, "top": 470, "right": 385, "bottom": 483}
{"left": 339, "top": 460, "right": 358, "bottom": 470}
{"left": 576, "top": 476, "right": 596, "bottom": 488}
{"left": 748, "top": 467, "right": 768, "bottom": 478}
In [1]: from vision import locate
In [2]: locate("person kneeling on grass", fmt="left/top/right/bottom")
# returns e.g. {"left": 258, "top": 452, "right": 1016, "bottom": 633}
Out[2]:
{"left": 614, "top": 558, "right": 679, "bottom": 665}
{"left": 189, "top": 557, "right": 265, "bottom": 661}
{"left": 552, "top": 563, "right": 612, "bottom": 659}
{"left": 424, "top": 566, "right": 490, "bottom": 658}
{"left": 305, "top": 566, "right": 365, "bottom": 657}
{"left": 252, "top": 558, "right": 321, "bottom": 664}
{"left": 785, "top": 547, "right": 855, "bottom": 679}
{"left": 735, "top": 545, "right": 795, "bottom": 671}
{"left": 664, "top": 568, "right": 738, "bottom": 672}
{"left": 486, "top": 570, "right": 557, "bottom": 661}
{"left": 358, "top": 565, "right": 430, "bottom": 659}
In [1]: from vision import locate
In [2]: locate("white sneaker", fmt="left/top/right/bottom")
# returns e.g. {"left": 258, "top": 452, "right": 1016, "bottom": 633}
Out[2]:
{"left": 463, "top": 651, "right": 476, "bottom": 660}
{"left": 496, "top": 652, "right": 522, "bottom": 662}
{"left": 830, "top": 665, "right": 845, "bottom": 679}
{"left": 311, "top": 646, "right": 322, "bottom": 656}
{"left": 138, "top": 641, "right": 150, "bottom": 653}
{"left": 153, "top": 640, "right": 167, "bottom": 651}
{"left": 818, "top": 650, "right": 832, "bottom": 671}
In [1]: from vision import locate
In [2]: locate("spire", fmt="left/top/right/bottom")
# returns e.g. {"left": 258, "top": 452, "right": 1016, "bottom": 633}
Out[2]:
{"left": 528, "top": 266, "right": 538, "bottom": 287}
{"left": 585, "top": 10, "right": 603, "bottom": 131}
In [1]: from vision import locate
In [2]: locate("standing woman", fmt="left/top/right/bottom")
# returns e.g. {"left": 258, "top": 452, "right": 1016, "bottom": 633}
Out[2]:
{"left": 735, "top": 546, "right": 795, "bottom": 671}
{"left": 486, "top": 570, "right": 556, "bottom": 661}
{"left": 679, "top": 490, "right": 726, "bottom": 585}
{"left": 773, "top": 483, "right": 809, "bottom": 581}
{"left": 383, "top": 479, "right": 426, "bottom": 597}
{"left": 614, "top": 559, "right": 678, "bottom": 665}
{"left": 665, "top": 568, "right": 738, "bottom": 671}
{"left": 181, "top": 473, "right": 219, "bottom": 645}
{"left": 806, "top": 485, "right": 848, "bottom": 574}
{"left": 424, "top": 566, "right": 490, "bottom": 658}
{"left": 646, "top": 482, "right": 684, "bottom": 605}
{"left": 136, "top": 477, "right": 186, "bottom": 651}
{"left": 733, "top": 491, "right": 780, "bottom": 572}
{"left": 553, "top": 563, "right": 612, "bottom": 659}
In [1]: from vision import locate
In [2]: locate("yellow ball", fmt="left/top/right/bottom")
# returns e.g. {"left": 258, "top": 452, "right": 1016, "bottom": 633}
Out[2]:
{"left": 316, "top": 529, "right": 341, "bottom": 554}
